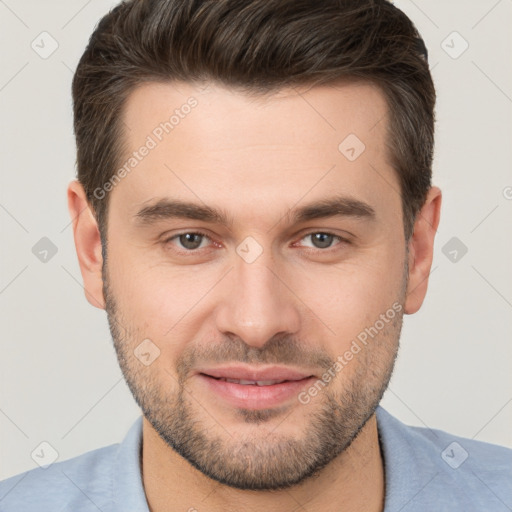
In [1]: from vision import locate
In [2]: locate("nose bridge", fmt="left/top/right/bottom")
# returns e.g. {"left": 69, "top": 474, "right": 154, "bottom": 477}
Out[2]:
{"left": 214, "top": 248, "right": 301, "bottom": 347}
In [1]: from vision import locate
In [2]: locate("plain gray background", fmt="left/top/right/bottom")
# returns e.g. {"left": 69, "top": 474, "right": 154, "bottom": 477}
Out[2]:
{"left": 1, "top": 0, "right": 511, "bottom": 480}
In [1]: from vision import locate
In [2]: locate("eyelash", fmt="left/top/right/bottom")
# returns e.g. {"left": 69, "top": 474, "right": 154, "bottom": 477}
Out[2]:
{"left": 163, "top": 230, "right": 349, "bottom": 255}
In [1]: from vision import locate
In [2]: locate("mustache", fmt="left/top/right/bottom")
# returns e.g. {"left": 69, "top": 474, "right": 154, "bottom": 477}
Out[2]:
{"left": 177, "top": 334, "right": 334, "bottom": 378}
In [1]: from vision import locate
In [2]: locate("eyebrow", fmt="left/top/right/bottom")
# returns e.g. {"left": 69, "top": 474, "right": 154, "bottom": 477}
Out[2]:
{"left": 133, "top": 195, "right": 376, "bottom": 228}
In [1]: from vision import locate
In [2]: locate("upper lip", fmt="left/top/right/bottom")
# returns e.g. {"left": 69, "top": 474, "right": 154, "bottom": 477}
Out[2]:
{"left": 196, "top": 365, "right": 314, "bottom": 382}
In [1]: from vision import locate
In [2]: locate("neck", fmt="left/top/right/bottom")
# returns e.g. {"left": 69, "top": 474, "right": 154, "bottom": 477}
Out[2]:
{"left": 141, "top": 413, "right": 385, "bottom": 512}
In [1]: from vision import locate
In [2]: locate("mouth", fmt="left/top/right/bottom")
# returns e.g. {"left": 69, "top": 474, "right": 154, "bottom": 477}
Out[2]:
{"left": 208, "top": 377, "right": 295, "bottom": 386}
{"left": 195, "top": 365, "right": 316, "bottom": 410}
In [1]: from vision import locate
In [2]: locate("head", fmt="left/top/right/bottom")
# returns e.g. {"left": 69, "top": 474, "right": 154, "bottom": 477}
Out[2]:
{"left": 68, "top": 0, "right": 441, "bottom": 491}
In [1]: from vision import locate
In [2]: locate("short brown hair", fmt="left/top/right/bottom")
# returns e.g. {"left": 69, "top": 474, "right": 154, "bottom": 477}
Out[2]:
{"left": 72, "top": 0, "right": 435, "bottom": 243}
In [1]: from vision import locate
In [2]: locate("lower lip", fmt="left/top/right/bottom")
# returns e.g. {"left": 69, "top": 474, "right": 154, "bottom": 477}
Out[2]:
{"left": 197, "top": 374, "right": 315, "bottom": 410}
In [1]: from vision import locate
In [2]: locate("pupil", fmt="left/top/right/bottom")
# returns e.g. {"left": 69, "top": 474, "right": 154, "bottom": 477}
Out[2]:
{"left": 180, "top": 233, "right": 202, "bottom": 249}
{"left": 313, "top": 233, "right": 333, "bottom": 248}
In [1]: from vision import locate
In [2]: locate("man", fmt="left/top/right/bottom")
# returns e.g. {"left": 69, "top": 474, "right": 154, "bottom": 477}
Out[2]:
{"left": 1, "top": 0, "right": 510, "bottom": 510}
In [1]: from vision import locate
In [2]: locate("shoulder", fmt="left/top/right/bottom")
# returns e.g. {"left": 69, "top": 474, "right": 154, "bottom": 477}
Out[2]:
{"left": 0, "top": 442, "right": 119, "bottom": 512}
{"left": 376, "top": 406, "right": 512, "bottom": 511}
{"left": 376, "top": 405, "right": 512, "bottom": 467}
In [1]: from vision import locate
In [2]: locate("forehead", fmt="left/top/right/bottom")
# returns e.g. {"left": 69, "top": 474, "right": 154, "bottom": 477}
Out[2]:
{"left": 122, "top": 79, "right": 389, "bottom": 147}
{"left": 110, "top": 79, "right": 399, "bottom": 226}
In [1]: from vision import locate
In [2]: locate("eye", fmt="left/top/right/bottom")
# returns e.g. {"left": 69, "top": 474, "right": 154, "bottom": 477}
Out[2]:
{"left": 298, "top": 232, "right": 346, "bottom": 250}
{"left": 163, "top": 230, "right": 348, "bottom": 255}
{"left": 166, "top": 231, "right": 211, "bottom": 251}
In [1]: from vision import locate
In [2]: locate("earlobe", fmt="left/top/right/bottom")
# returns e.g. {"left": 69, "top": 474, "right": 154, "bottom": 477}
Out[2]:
{"left": 67, "top": 180, "right": 106, "bottom": 310}
{"left": 404, "top": 186, "right": 442, "bottom": 315}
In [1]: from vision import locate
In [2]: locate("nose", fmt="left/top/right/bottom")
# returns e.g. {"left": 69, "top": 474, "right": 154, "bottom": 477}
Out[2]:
{"left": 214, "top": 250, "right": 301, "bottom": 348}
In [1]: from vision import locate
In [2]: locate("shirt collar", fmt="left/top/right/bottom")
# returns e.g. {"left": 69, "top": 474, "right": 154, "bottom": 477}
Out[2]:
{"left": 113, "top": 415, "right": 149, "bottom": 512}
{"left": 376, "top": 406, "right": 439, "bottom": 511}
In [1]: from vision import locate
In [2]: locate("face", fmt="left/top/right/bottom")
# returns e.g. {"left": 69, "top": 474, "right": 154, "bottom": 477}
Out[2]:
{"left": 101, "top": 80, "right": 408, "bottom": 490}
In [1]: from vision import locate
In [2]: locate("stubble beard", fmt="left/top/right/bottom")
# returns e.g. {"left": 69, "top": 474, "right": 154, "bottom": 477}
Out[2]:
{"left": 102, "top": 255, "right": 406, "bottom": 490}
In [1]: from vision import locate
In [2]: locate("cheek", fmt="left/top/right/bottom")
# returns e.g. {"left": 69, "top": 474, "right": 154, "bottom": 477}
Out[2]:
{"left": 107, "top": 242, "right": 218, "bottom": 339}
{"left": 298, "top": 250, "right": 405, "bottom": 342}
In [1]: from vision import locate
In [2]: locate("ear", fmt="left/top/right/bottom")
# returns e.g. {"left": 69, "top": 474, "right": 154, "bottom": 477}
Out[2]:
{"left": 404, "top": 186, "right": 442, "bottom": 314}
{"left": 67, "top": 180, "right": 106, "bottom": 309}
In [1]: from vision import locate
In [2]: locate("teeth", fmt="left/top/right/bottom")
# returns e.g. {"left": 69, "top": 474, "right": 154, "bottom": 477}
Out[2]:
{"left": 254, "top": 380, "right": 282, "bottom": 386}
{"left": 218, "top": 378, "right": 286, "bottom": 386}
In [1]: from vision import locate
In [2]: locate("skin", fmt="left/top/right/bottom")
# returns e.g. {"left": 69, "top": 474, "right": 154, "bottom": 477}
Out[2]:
{"left": 68, "top": 80, "right": 441, "bottom": 512}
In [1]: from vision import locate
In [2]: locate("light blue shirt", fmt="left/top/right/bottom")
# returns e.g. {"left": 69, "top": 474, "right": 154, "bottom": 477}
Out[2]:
{"left": 1, "top": 406, "right": 510, "bottom": 511}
